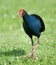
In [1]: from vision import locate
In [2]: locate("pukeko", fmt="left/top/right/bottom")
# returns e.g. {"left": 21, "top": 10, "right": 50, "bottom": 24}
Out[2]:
{"left": 19, "top": 9, "right": 45, "bottom": 59}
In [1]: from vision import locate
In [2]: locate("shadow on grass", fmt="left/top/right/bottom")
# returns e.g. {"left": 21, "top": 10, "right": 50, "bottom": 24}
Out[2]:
{"left": 0, "top": 49, "right": 25, "bottom": 56}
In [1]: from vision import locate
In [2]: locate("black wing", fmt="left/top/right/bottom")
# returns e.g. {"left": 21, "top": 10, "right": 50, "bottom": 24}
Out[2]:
{"left": 31, "top": 14, "right": 45, "bottom": 32}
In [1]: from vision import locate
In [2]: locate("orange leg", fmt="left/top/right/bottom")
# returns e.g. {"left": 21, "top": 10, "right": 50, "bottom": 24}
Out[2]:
{"left": 35, "top": 38, "right": 39, "bottom": 51}
{"left": 24, "top": 38, "right": 39, "bottom": 59}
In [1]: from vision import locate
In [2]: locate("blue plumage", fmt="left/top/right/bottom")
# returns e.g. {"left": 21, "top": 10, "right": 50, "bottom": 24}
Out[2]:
{"left": 21, "top": 10, "right": 45, "bottom": 38}
{"left": 19, "top": 9, "right": 45, "bottom": 58}
{"left": 23, "top": 14, "right": 41, "bottom": 37}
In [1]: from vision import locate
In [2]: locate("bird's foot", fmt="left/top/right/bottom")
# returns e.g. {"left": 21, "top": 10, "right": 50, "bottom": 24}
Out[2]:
{"left": 26, "top": 52, "right": 36, "bottom": 59}
{"left": 23, "top": 53, "right": 37, "bottom": 60}
{"left": 24, "top": 48, "right": 36, "bottom": 59}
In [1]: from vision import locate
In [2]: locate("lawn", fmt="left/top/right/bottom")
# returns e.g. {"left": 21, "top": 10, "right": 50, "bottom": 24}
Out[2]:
{"left": 0, "top": 0, "right": 56, "bottom": 65}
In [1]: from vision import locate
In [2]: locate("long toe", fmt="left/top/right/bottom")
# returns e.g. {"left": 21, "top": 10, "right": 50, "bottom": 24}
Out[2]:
{"left": 31, "top": 54, "right": 36, "bottom": 59}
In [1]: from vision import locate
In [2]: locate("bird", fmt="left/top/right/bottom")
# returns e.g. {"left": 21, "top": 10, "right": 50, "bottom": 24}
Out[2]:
{"left": 19, "top": 9, "right": 45, "bottom": 59}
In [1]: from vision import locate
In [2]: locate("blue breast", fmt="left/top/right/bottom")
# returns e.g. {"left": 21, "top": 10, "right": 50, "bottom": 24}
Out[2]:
{"left": 24, "top": 14, "right": 41, "bottom": 36}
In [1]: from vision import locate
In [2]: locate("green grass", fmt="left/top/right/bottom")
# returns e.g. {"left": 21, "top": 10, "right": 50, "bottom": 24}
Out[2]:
{"left": 0, "top": 0, "right": 56, "bottom": 65}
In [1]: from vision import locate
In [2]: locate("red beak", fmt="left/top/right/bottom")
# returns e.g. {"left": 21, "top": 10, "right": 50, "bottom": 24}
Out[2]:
{"left": 19, "top": 9, "right": 23, "bottom": 17}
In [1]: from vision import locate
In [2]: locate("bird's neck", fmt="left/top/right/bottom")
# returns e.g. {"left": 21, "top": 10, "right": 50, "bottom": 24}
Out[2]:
{"left": 23, "top": 13, "right": 30, "bottom": 23}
